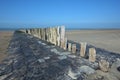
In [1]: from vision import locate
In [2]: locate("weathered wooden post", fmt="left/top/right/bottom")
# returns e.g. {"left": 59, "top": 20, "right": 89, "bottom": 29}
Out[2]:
{"left": 60, "top": 40, "right": 64, "bottom": 48}
{"left": 89, "top": 48, "right": 96, "bottom": 62}
{"left": 43, "top": 28, "right": 46, "bottom": 40}
{"left": 72, "top": 44, "right": 76, "bottom": 54}
{"left": 25, "top": 29, "right": 27, "bottom": 33}
{"left": 32, "top": 29, "right": 34, "bottom": 35}
{"left": 57, "top": 36, "right": 60, "bottom": 46}
{"left": 31, "top": 29, "right": 33, "bottom": 35}
{"left": 60, "top": 26, "right": 65, "bottom": 41}
{"left": 48, "top": 28, "right": 50, "bottom": 42}
{"left": 19, "top": 29, "right": 26, "bottom": 33}
{"left": 27, "top": 29, "right": 30, "bottom": 34}
{"left": 36, "top": 28, "right": 39, "bottom": 37}
{"left": 99, "top": 60, "right": 109, "bottom": 72}
{"left": 38, "top": 28, "right": 41, "bottom": 39}
{"left": 34, "top": 28, "right": 38, "bottom": 37}
{"left": 63, "top": 38, "right": 67, "bottom": 50}
{"left": 51, "top": 27, "right": 54, "bottom": 44}
{"left": 41, "top": 28, "right": 44, "bottom": 40}
{"left": 52, "top": 27, "right": 57, "bottom": 45}
{"left": 55, "top": 27, "right": 58, "bottom": 45}
{"left": 44, "top": 28, "right": 47, "bottom": 41}
{"left": 68, "top": 43, "right": 72, "bottom": 51}
{"left": 49, "top": 27, "right": 52, "bottom": 43}
{"left": 33, "top": 29, "right": 36, "bottom": 36}
{"left": 52, "top": 27, "right": 54, "bottom": 44}
{"left": 80, "top": 42, "right": 87, "bottom": 57}
{"left": 57, "top": 27, "right": 60, "bottom": 46}
{"left": 46, "top": 28, "right": 49, "bottom": 42}
{"left": 34, "top": 29, "right": 36, "bottom": 36}
{"left": 30, "top": 29, "right": 33, "bottom": 35}
{"left": 60, "top": 26, "right": 65, "bottom": 48}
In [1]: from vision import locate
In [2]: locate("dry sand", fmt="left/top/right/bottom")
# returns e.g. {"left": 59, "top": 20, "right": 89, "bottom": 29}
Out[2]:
{"left": 0, "top": 31, "right": 14, "bottom": 63}
{"left": 66, "top": 30, "right": 120, "bottom": 54}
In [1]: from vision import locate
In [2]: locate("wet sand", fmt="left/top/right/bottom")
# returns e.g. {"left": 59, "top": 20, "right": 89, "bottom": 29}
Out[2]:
{"left": 66, "top": 30, "right": 120, "bottom": 53}
{"left": 0, "top": 31, "right": 14, "bottom": 63}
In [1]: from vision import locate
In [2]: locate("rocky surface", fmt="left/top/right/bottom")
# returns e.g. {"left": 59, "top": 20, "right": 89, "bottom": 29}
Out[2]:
{"left": 0, "top": 31, "right": 120, "bottom": 80}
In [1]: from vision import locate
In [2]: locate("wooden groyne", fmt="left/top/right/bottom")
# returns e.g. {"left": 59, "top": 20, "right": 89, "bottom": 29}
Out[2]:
{"left": 20, "top": 26, "right": 99, "bottom": 63}
{"left": 19, "top": 26, "right": 120, "bottom": 73}
{"left": 0, "top": 26, "right": 120, "bottom": 80}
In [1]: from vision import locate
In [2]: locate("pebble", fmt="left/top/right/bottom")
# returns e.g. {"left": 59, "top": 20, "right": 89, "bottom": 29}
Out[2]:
{"left": 59, "top": 52, "right": 71, "bottom": 56}
{"left": 50, "top": 48, "right": 60, "bottom": 54}
{"left": 58, "top": 55, "right": 67, "bottom": 60}
{"left": 79, "top": 65, "right": 95, "bottom": 75}
{"left": 41, "top": 43, "right": 46, "bottom": 45}
{"left": 45, "top": 46, "right": 51, "bottom": 48}
{"left": 44, "top": 57, "right": 50, "bottom": 60}
{"left": 38, "top": 41, "right": 42, "bottom": 44}
{"left": 67, "top": 55, "right": 76, "bottom": 58}
{"left": 38, "top": 59, "right": 45, "bottom": 63}
{"left": 68, "top": 67, "right": 80, "bottom": 79}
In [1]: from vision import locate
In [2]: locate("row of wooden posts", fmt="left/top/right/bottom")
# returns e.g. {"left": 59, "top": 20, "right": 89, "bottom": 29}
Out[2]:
{"left": 21, "top": 26, "right": 96, "bottom": 62}
{"left": 68, "top": 42, "right": 96, "bottom": 62}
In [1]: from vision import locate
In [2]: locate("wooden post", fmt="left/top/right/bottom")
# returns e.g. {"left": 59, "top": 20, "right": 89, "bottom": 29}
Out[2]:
{"left": 99, "top": 60, "right": 109, "bottom": 72}
{"left": 38, "top": 28, "right": 41, "bottom": 39}
{"left": 33, "top": 29, "right": 35, "bottom": 36}
{"left": 48, "top": 28, "right": 50, "bottom": 42}
{"left": 51, "top": 28, "right": 54, "bottom": 44}
{"left": 72, "top": 44, "right": 76, "bottom": 54}
{"left": 63, "top": 38, "right": 67, "bottom": 50}
{"left": 36, "top": 28, "right": 39, "bottom": 38}
{"left": 19, "top": 29, "right": 26, "bottom": 33}
{"left": 89, "top": 48, "right": 96, "bottom": 62}
{"left": 41, "top": 28, "right": 44, "bottom": 40}
{"left": 52, "top": 27, "right": 57, "bottom": 45}
{"left": 55, "top": 27, "right": 58, "bottom": 45}
{"left": 45, "top": 28, "right": 48, "bottom": 42}
{"left": 32, "top": 29, "right": 34, "bottom": 36}
{"left": 25, "top": 29, "right": 27, "bottom": 33}
{"left": 34, "top": 29, "right": 36, "bottom": 36}
{"left": 57, "top": 27, "right": 60, "bottom": 46}
{"left": 44, "top": 28, "right": 47, "bottom": 41}
{"left": 49, "top": 28, "right": 52, "bottom": 43}
{"left": 44, "top": 28, "right": 45, "bottom": 40}
{"left": 34, "top": 29, "right": 38, "bottom": 37}
{"left": 60, "top": 26, "right": 65, "bottom": 48}
{"left": 30, "top": 29, "right": 33, "bottom": 35}
{"left": 27, "top": 29, "right": 30, "bottom": 34}
{"left": 31, "top": 29, "right": 33, "bottom": 35}
{"left": 60, "top": 40, "right": 64, "bottom": 49}
{"left": 57, "top": 36, "right": 60, "bottom": 46}
{"left": 68, "top": 43, "right": 72, "bottom": 51}
{"left": 80, "top": 42, "right": 87, "bottom": 57}
{"left": 60, "top": 26, "right": 65, "bottom": 42}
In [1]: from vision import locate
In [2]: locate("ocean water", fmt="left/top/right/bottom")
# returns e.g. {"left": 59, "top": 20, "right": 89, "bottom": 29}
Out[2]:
{"left": 0, "top": 27, "right": 120, "bottom": 31}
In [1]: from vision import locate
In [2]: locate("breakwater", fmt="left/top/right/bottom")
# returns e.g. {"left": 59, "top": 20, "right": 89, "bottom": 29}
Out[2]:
{"left": 0, "top": 26, "right": 120, "bottom": 80}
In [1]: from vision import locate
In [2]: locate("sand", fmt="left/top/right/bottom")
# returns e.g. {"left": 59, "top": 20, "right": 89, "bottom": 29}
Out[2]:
{"left": 0, "top": 31, "right": 14, "bottom": 63}
{"left": 66, "top": 30, "right": 120, "bottom": 54}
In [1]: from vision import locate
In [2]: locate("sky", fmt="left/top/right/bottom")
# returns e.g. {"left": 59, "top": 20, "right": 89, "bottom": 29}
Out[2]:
{"left": 0, "top": 0, "right": 120, "bottom": 29}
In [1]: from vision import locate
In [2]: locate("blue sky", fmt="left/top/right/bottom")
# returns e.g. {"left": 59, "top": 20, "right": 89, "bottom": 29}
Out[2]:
{"left": 0, "top": 0, "right": 120, "bottom": 29}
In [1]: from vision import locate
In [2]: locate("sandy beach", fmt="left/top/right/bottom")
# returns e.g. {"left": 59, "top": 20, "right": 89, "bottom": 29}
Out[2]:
{"left": 66, "top": 30, "right": 120, "bottom": 53}
{"left": 0, "top": 31, "right": 14, "bottom": 63}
